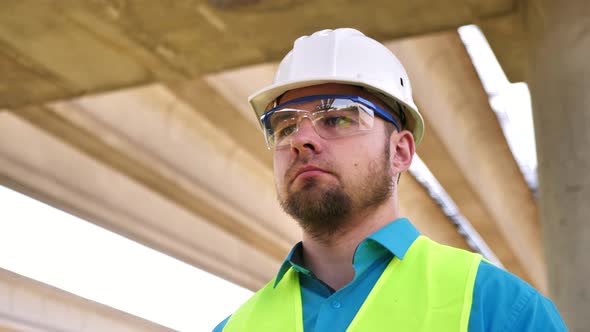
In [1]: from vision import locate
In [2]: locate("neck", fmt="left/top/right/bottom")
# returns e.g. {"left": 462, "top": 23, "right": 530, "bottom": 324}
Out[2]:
{"left": 300, "top": 195, "right": 399, "bottom": 290}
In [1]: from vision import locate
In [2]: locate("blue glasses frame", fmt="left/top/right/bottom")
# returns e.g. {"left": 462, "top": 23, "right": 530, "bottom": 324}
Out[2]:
{"left": 260, "top": 94, "right": 402, "bottom": 133}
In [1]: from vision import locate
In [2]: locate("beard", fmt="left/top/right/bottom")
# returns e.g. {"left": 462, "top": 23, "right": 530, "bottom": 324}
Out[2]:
{"left": 278, "top": 143, "right": 393, "bottom": 240}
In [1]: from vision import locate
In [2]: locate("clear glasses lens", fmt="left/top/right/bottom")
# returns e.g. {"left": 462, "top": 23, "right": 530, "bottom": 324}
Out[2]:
{"left": 264, "top": 98, "right": 375, "bottom": 148}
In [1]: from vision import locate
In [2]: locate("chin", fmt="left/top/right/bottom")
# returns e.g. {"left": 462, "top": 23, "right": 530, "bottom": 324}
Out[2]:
{"left": 290, "top": 178, "right": 331, "bottom": 194}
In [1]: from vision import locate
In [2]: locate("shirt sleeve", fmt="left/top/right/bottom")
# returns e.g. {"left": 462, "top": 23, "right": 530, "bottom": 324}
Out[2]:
{"left": 212, "top": 315, "right": 231, "bottom": 332}
{"left": 468, "top": 260, "right": 568, "bottom": 331}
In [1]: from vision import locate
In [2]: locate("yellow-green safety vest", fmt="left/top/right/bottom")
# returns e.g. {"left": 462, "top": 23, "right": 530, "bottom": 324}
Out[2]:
{"left": 224, "top": 235, "right": 482, "bottom": 332}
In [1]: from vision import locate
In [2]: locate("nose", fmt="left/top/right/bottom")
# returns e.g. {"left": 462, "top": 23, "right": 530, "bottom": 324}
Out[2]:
{"left": 289, "top": 118, "right": 323, "bottom": 156}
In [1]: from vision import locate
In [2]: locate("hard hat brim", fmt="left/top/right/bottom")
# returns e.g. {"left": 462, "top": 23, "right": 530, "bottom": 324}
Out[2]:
{"left": 248, "top": 77, "right": 424, "bottom": 145}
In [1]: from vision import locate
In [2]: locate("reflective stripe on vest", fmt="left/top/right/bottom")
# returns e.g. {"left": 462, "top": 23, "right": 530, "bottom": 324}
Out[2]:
{"left": 223, "top": 236, "right": 482, "bottom": 332}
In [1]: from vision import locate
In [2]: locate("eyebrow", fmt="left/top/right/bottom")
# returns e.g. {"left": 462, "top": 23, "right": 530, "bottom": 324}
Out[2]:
{"left": 270, "top": 110, "right": 297, "bottom": 125}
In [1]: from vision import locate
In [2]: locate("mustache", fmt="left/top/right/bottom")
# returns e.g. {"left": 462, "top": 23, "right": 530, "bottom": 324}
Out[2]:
{"left": 285, "top": 157, "right": 336, "bottom": 184}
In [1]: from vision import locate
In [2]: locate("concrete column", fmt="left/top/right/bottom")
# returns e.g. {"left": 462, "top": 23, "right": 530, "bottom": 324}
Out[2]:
{"left": 526, "top": 0, "right": 590, "bottom": 329}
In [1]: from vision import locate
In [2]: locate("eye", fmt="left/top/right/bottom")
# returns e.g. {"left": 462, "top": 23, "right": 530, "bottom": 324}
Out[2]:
{"left": 275, "top": 123, "right": 297, "bottom": 139}
{"left": 322, "top": 114, "right": 354, "bottom": 128}
{"left": 270, "top": 112, "right": 298, "bottom": 140}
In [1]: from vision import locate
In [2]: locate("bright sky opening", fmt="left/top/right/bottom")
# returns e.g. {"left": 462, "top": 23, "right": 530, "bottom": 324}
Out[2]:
{"left": 0, "top": 185, "right": 253, "bottom": 331}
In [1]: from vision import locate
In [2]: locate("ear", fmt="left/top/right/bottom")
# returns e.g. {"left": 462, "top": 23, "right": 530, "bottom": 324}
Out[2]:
{"left": 389, "top": 130, "right": 415, "bottom": 175}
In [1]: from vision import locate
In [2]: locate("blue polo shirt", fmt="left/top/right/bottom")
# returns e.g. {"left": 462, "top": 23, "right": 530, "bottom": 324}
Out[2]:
{"left": 214, "top": 218, "right": 567, "bottom": 331}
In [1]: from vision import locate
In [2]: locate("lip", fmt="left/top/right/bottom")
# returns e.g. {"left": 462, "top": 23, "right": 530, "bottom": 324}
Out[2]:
{"left": 292, "top": 165, "right": 329, "bottom": 182}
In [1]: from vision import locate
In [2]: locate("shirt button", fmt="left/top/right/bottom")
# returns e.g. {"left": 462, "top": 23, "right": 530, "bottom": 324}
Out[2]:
{"left": 331, "top": 301, "right": 341, "bottom": 309}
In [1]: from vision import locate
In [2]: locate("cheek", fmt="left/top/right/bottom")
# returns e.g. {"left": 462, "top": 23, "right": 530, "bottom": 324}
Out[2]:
{"left": 273, "top": 154, "right": 289, "bottom": 187}
{"left": 337, "top": 147, "right": 366, "bottom": 177}
{"left": 347, "top": 159, "right": 364, "bottom": 173}
{"left": 348, "top": 141, "right": 377, "bottom": 164}
{"left": 342, "top": 142, "right": 383, "bottom": 172}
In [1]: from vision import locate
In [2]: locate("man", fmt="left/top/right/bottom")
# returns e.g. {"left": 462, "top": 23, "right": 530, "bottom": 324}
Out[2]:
{"left": 214, "top": 28, "right": 566, "bottom": 331}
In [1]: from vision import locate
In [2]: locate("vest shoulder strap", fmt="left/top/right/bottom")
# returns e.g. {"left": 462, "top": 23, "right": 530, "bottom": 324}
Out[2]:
{"left": 223, "top": 268, "right": 303, "bottom": 332}
{"left": 348, "top": 236, "right": 482, "bottom": 332}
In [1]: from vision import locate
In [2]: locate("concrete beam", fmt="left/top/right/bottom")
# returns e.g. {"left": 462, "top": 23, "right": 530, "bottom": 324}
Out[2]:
{"left": 387, "top": 31, "right": 547, "bottom": 291}
{"left": 418, "top": 122, "right": 531, "bottom": 283}
{"left": 398, "top": 175, "right": 471, "bottom": 250}
{"left": 47, "top": 84, "right": 300, "bottom": 250}
{"left": 479, "top": 12, "right": 528, "bottom": 82}
{"left": 0, "top": 110, "right": 280, "bottom": 290}
{"left": 0, "top": 268, "right": 173, "bottom": 332}
{"left": 167, "top": 74, "right": 273, "bottom": 167}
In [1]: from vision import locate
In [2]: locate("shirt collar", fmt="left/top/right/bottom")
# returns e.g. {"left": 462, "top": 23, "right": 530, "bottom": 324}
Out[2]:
{"left": 274, "top": 242, "right": 308, "bottom": 287}
{"left": 273, "top": 218, "right": 420, "bottom": 287}
{"left": 365, "top": 218, "right": 420, "bottom": 260}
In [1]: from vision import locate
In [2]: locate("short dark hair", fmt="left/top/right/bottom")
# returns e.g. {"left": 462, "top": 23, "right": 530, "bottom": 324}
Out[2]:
{"left": 372, "top": 97, "right": 406, "bottom": 138}
{"left": 373, "top": 96, "right": 406, "bottom": 185}
{"left": 360, "top": 87, "right": 406, "bottom": 132}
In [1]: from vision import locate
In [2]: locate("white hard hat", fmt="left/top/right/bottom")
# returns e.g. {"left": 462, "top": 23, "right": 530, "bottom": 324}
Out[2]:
{"left": 248, "top": 28, "right": 425, "bottom": 145}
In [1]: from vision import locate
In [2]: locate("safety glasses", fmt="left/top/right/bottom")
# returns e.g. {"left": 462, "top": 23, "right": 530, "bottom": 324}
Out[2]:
{"left": 260, "top": 95, "right": 402, "bottom": 149}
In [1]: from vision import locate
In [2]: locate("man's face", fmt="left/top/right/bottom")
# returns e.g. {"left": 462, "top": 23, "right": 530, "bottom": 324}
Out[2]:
{"left": 272, "top": 84, "right": 396, "bottom": 239}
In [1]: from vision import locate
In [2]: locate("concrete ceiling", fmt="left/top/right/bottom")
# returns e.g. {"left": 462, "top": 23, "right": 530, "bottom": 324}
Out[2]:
{"left": 0, "top": 0, "right": 548, "bottom": 327}
{"left": 0, "top": 0, "right": 525, "bottom": 109}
